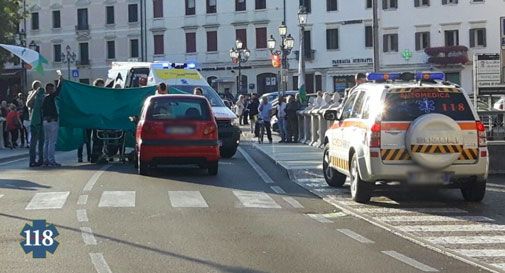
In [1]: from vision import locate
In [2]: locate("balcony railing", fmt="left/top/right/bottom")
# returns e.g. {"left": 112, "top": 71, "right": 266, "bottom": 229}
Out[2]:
{"left": 77, "top": 59, "right": 90, "bottom": 66}
{"left": 75, "top": 24, "right": 89, "bottom": 31}
{"left": 294, "top": 50, "right": 316, "bottom": 61}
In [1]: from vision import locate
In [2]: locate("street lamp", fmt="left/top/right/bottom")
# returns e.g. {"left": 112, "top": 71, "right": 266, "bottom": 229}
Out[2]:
{"left": 297, "top": 6, "right": 308, "bottom": 99}
{"left": 267, "top": 21, "right": 294, "bottom": 97}
{"left": 61, "top": 45, "right": 76, "bottom": 80}
{"left": 229, "top": 40, "right": 250, "bottom": 95}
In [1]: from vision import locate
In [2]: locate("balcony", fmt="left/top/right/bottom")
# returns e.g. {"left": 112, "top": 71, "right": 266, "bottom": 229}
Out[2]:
{"left": 77, "top": 59, "right": 90, "bottom": 66}
{"left": 424, "top": 46, "right": 469, "bottom": 66}
{"left": 75, "top": 25, "right": 90, "bottom": 38}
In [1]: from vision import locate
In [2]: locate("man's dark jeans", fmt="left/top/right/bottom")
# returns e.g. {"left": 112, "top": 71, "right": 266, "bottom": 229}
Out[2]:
{"left": 29, "top": 124, "right": 44, "bottom": 164}
{"left": 78, "top": 129, "right": 92, "bottom": 160}
{"left": 255, "top": 120, "right": 272, "bottom": 141}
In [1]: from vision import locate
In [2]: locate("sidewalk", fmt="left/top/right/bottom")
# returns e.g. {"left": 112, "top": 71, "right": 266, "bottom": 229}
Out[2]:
{"left": 0, "top": 147, "right": 29, "bottom": 163}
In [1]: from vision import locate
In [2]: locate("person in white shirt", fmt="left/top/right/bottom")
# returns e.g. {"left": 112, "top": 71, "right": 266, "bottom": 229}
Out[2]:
{"left": 277, "top": 96, "right": 288, "bottom": 143}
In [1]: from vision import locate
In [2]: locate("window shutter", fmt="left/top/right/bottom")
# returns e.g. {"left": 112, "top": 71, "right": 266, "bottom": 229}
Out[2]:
{"left": 482, "top": 29, "right": 487, "bottom": 47}
{"left": 415, "top": 32, "right": 420, "bottom": 51}
{"left": 414, "top": 0, "right": 420, "bottom": 7}
{"left": 382, "top": 0, "right": 387, "bottom": 9}
{"left": 383, "top": 34, "right": 388, "bottom": 52}
{"left": 442, "top": 0, "right": 447, "bottom": 4}
{"left": 469, "top": 29, "right": 475, "bottom": 47}
{"left": 426, "top": 32, "right": 430, "bottom": 48}
{"left": 392, "top": 0, "right": 397, "bottom": 8}
{"left": 392, "top": 34, "right": 398, "bottom": 51}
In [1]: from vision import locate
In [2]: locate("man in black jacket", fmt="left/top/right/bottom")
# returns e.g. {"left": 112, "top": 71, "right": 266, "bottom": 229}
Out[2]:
{"left": 285, "top": 95, "right": 301, "bottom": 143}
{"left": 41, "top": 78, "right": 62, "bottom": 167}
{"left": 247, "top": 93, "right": 260, "bottom": 134}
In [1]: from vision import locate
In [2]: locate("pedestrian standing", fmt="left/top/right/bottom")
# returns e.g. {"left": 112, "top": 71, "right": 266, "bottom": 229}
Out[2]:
{"left": 1, "top": 100, "right": 9, "bottom": 148}
{"left": 277, "top": 96, "right": 288, "bottom": 143}
{"left": 242, "top": 95, "right": 250, "bottom": 125}
{"left": 41, "top": 79, "right": 62, "bottom": 167}
{"left": 285, "top": 95, "right": 301, "bottom": 143}
{"left": 6, "top": 104, "right": 21, "bottom": 148}
{"left": 235, "top": 95, "right": 245, "bottom": 125}
{"left": 248, "top": 94, "right": 260, "bottom": 134}
{"left": 77, "top": 129, "right": 92, "bottom": 162}
{"left": 26, "top": 81, "right": 44, "bottom": 167}
{"left": 17, "top": 94, "right": 30, "bottom": 148}
{"left": 257, "top": 97, "right": 273, "bottom": 144}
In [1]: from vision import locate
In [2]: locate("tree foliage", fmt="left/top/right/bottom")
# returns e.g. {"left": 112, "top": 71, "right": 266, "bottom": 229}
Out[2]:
{"left": 0, "top": 0, "right": 23, "bottom": 68}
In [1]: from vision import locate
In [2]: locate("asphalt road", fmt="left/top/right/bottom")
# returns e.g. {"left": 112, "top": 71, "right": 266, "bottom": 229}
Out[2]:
{"left": 0, "top": 144, "right": 490, "bottom": 273}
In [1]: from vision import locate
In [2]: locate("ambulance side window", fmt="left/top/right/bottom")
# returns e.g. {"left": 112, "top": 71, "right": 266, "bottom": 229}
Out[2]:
{"left": 340, "top": 92, "right": 358, "bottom": 120}
{"left": 361, "top": 95, "right": 371, "bottom": 120}
{"left": 351, "top": 91, "right": 366, "bottom": 119}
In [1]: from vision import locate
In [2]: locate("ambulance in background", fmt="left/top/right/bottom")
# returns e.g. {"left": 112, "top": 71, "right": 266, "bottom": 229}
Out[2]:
{"left": 146, "top": 62, "right": 241, "bottom": 158}
{"left": 107, "top": 62, "right": 151, "bottom": 88}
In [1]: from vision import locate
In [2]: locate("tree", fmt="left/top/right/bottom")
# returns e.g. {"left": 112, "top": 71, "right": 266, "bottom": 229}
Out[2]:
{"left": 0, "top": 0, "right": 23, "bottom": 69}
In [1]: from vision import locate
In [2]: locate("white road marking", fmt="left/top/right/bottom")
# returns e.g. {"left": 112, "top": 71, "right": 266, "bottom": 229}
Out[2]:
{"left": 77, "top": 194, "right": 88, "bottom": 205}
{"left": 337, "top": 229, "right": 374, "bottom": 244}
{"left": 270, "top": 186, "right": 286, "bottom": 194}
{"left": 399, "top": 224, "right": 505, "bottom": 232}
{"left": 168, "top": 191, "right": 208, "bottom": 208}
{"left": 89, "top": 253, "right": 113, "bottom": 273}
{"left": 83, "top": 165, "right": 111, "bottom": 192}
{"left": 0, "top": 194, "right": 4, "bottom": 199}
{"left": 307, "top": 214, "right": 334, "bottom": 223}
{"left": 488, "top": 183, "right": 505, "bottom": 189}
{"left": 98, "top": 191, "right": 136, "bottom": 208}
{"left": 456, "top": 249, "right": 505, "bottom": 257}
{"left": 76, "top": 209, "right": 89, "bottom": 222}
{"left": 233, "top": 190, "right": 281, "bottom": 208}
{"left": 492, "top": 263, "right": 505, "bottom": 270}
{"left": 282, "top": 197, "right": 304, "bottom": 208}
{"left": 377, "top": 215, "right": 494, "bottom": 223}
{"left": 237, "top": 147, "right": 274, "bottom": 184}
{"left": 488, "top": 188, "right": 505, "bottom": 193}
{"left": 80, "top": 227, "right": 97, "bottom": 245}
{"left": 25, "top": 192, "right": 70, "bottom": 210}
{"left": 0, "top": 158, "right": 27, "bottom": 166}
{"left": 425, "top": 235, "right": 505, "bottom": 245}
{"left": 382, "top": 251, "right": 439, "bottom": 272}
{"left": 354, "top": 207, "right": 468, "bottom": 215}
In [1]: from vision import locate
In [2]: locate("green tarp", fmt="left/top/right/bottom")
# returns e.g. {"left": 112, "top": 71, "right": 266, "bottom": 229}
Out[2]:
{"left": 56, "top": 80, "right": 156, "bottom": 151}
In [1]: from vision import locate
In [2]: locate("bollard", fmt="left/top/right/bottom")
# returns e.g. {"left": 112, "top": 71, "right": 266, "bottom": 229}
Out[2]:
{"left": 303, "top": 110, "right": 311, "bottom": 144}
{"left": 297, "top": 110, "right": 304, "bottom": 143}
{"left": 310, "top": 109, "right": 319, "bottom": 146}
{"left": 317, "top": 109, "right": 328, "bottom": 148}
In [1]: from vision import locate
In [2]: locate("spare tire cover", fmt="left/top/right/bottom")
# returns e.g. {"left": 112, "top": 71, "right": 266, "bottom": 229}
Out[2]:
{"left": 406, "top": 114, "right": 464, "bottom": 170}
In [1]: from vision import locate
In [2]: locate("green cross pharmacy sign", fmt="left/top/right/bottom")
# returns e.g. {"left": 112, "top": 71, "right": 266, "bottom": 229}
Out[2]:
{"left": 401, "top": 49, "right": 413, "bottom": 61}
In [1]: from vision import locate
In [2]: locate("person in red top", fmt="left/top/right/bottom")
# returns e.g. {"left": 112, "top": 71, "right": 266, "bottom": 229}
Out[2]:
{"left": 6, "top": 104, "right": 21, "bottom": 149}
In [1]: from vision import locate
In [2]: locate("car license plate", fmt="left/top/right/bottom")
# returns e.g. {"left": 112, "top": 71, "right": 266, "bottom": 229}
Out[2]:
{"left": 165, "top": 126, "right": 194, "bottom": 135}
{"left": 408, "top": 172, "right": 451, "bottom": 185}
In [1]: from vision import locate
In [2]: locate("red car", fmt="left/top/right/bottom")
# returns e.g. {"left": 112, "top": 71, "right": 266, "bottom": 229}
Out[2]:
{"left": 135, "top": 95, "right": 220, "bottom": 175}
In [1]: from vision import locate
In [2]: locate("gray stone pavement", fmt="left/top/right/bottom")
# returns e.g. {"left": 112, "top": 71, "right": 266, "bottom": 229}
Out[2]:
{"left": 0, "top": 147, "right": 29, "bottom": 163}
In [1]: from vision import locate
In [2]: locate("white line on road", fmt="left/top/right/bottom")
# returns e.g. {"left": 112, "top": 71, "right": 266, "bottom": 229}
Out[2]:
{"left": 282, "top": 197, "right": 304, "bottom": 208}
{"left": 426, "top": 235, "right": 505, "bottom": 245}
{"left": 89, "top": 253, "right": 113, "bottom": 273}
{"left": 376, "top": 215, "right": 494, "bottom": 223}
{"left": 168, "top": 191, "right": 208, "bottom": 208}
{"left": 270, "top": 186, "right": 286, "bottom": 194}
{"left": 83, "top": 165, "right": 112, "bottom": 192}
{"left": 77, "top": 194, "right": 88, "bottom": 205}
{"left": 382, "top": 251, "right": 439, "bottom": 272}
{"left": 456, "top": 249, "right": 505, "bottom": 257}
{"left": 76, "top": 209, "right": 89, "bottom": 222}
{"left": 98, "top": 191, "right": 136, "bottom": 208}
{"left": 0, "top": 194, "right": 4, "bottom": 199}
{"left": 354, "top": 207, "right": 468, "bottom": 215}
{"left": 337, "top": 229, "right": 375, "bottom": 244}
{"left": 237, "top": 147, "right": 274, "bottom": 184}
{"left": 307, "top": 214, "right": 334, "bottom": 223}
{"left": 492, "top": 263, "right": 505, "bottom": 270}
{"left": 25, "top": 192, "right": 70, "bottom": 210}
{"left": 488, "top": 183, "right": 505, "bottom": 189}
{"left": 0, "top": 158, "right": 27, "bottom": 166}
{"left": 233, "top": 190, "right": 281, "bottom": 208}
{"left": 399, "top": 224, "right": 505, "bottom": 232}
{"left": 80, "top": 227, "right": 97, "bottom": 245}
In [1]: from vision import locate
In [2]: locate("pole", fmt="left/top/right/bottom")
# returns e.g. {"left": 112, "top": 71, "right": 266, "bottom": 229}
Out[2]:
{"left": 140, "top": 0, "right": 144, "bottom": 61}
{"left": 299, "top": 25, "right": 306, "bottom": 93}
{"left": 237, "top": 58, "right": 241, "bottom": 95}
{"left": 22, "top": 0, "right": 27, "bottom": 92}
{"left": 67, "top": 59, "right": 71, "bottom": 80}
{"left": 372, "top": 0, "right": 380, "bottom": 72}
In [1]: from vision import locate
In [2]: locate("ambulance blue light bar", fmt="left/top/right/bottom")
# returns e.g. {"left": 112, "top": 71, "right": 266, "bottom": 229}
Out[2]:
{"left": 186, "top": 63, "right": 196, "bottom": 69}
{"left": 416, "top": 72, "right": 445, "bottom": 81}
{"left": 366, "top": 72, "right": 400, "bottom": 81}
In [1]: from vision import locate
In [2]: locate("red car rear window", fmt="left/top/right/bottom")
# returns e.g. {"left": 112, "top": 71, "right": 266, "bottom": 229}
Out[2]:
{"left": 382, "top": 88, "right": 475, "bottom": 121}
{"left": 147, "top": 98, "right": 211, "bottom": 121}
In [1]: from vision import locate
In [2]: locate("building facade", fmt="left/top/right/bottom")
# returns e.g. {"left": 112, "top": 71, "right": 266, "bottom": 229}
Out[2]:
{"left": 24, "top": 0, "right": 142, "bottom": 85}
{"left": 23, "top": 0, "right": 505, "bottom": 95}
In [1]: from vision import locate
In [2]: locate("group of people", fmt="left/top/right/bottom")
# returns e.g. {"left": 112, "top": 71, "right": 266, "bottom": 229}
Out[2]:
{"left": 0, "top": 94, "right": 30, "bottom": 149}
{"left": 233, "top": 93, "right": 301, "bottom": 144}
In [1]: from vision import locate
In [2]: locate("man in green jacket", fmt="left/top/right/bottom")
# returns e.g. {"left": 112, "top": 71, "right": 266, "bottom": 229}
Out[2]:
{"left": 26, "top": 81, "right": 45, "bottom": 167}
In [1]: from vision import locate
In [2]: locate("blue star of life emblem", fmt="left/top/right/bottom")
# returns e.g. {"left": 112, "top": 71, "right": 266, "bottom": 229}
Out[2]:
{"left": 180, "top": 79, "right": 189, "bottom": 85}
{"left": 20, "top": 220, "right": 59, "bottom": 258}
{"left": 416, "top": 98, "right": 435, "bottom": 114}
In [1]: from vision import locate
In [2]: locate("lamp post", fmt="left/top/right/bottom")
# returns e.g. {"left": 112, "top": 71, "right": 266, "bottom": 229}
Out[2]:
{"left": 61, "top": 45, "right": 76, "bottom": 80}
{"left": 229, "top": 40, "right": 250, "bottom": 95}
{"left": 297, "top": 6, "right": 308, "bottom": 98}
{"left": 267, "top": 22, "right": 294, "bottom": 98}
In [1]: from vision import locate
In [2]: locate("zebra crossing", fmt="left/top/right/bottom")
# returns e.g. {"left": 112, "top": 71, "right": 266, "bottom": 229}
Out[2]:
{"left": 0, "top": 189, "right": 305, "bottom": 211}
{"left": 293, "top": 177, "right": 505, "bottom": 272}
